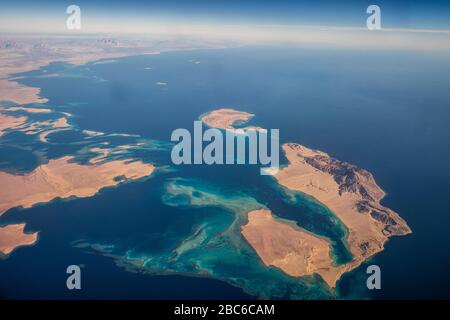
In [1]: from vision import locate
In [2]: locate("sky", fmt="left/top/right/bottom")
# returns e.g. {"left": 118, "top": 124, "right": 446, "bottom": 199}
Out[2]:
{"left": 1, "top": 0, "right": 450, "bottom": 34}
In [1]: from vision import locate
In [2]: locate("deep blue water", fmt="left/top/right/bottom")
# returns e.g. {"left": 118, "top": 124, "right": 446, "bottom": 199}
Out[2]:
{"left": 1, "top": 46, "right": 450, "bottom": 299}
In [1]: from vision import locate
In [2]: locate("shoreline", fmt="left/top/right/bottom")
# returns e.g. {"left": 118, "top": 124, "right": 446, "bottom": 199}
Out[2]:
{"left": 0, "top": 155, "right": 155, "bottom": 216}
{"left": 0, "top": 151, "right": 155, "bottom": 257}
{"left": 0, "top": 35, "right": 239, "bottom": 105}
{"left": 0, "top": 223, "right": 39, "bottom": 257}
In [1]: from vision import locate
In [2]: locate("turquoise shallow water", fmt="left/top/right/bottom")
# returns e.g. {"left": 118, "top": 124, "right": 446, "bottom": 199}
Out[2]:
{"left": 1, "top": 46, "right": 450, "bottom": 299}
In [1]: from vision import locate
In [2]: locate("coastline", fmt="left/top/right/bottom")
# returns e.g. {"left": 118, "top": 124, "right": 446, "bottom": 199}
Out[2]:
{"left": 0, "top": 155, "right": 155, "bottom": 216}
{"left": 0, "top": 149, "right": 155, "bottom": 257}
{"left": 241, "top": 208, "right": 342, "bottom": 287}
{"left": 0, "top": 35, "right": 237, "bottom": 105}
{"left": 0, "top": 223, "right": 39, "bottom": 257}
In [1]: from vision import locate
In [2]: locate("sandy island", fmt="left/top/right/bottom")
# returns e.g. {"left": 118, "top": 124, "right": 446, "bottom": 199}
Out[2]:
{"left": 0, "top": 112, "right": 28, "bottom": 137}
{"left": 3, "top": 106, "right": 52, "bottom": 114}
{"left": 0, "top": 107, "right": 73, "bottom": 142}
{"left": 201, "top": 108, "right": 255, "bottom": 130}
{"left": 37, "top": 117, "right": 71, "bottom": 142}
{"left": 83, "top": 129, "right": 104, "bottom": 137}
{"left": 262, "top": 143, "right": 412, "bottom": 287}
{"left": 0, "top": 155, "right": 155, "bottom": 216}
{"left": 0, "top": 223, "right": 38, "bottom": 256}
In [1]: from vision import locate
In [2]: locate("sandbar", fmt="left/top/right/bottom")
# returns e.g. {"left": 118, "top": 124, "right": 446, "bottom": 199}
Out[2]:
{"left": 0, "top": 112, "right": 28, "bottom": 136}
{"left": 4, "top": 106, "right": 52, "bottom": 113}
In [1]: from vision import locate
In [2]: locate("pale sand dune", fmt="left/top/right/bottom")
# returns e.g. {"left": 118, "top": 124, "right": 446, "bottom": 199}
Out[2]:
{"left": 83, "top": 129, "right": 104, "bottom": 137}
{"left": 38, "top": 128, "right": 71, "bottom": 143}
{"left": 201, "top": 108, "right": 255, "bottom": 129}
{"left": 267, "top": 143, "right": 411, "bottom": 286}
{"left": 0, "top": 156, "right": 155, "bottom": 216}
{"left": 0, "top": 223, "right": 38, "bottom": 256}
{"left": 36, "top": 117, "right": 72, "bottom": 142}
{"left": 3, "top": 106, "right": 52, "bottom": 113}
{"left": 51, "top": 118, "right": 70, "bottom": 128}
{"left": 89, "top": 147, "right": 111, "bottom": 164}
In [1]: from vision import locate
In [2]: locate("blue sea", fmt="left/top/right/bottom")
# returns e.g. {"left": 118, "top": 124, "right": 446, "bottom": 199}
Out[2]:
{"left": 1, "top": 46, "right": 450, "bottom": 299}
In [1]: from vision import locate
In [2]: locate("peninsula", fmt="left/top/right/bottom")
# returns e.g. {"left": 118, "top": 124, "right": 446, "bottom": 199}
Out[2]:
{"left": 241, "top": 209, "right": 340, "bottom": 286}
{"left": 0, "top": 223, "right": 38, "bottom": 257}
{"left": 0, "top": 155, "right": 155, "bottom": 216}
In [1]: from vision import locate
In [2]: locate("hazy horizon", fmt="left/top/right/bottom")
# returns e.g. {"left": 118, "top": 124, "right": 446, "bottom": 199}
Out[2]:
{"left": 2, "top": 0, "right": 450, "bottom": 33}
